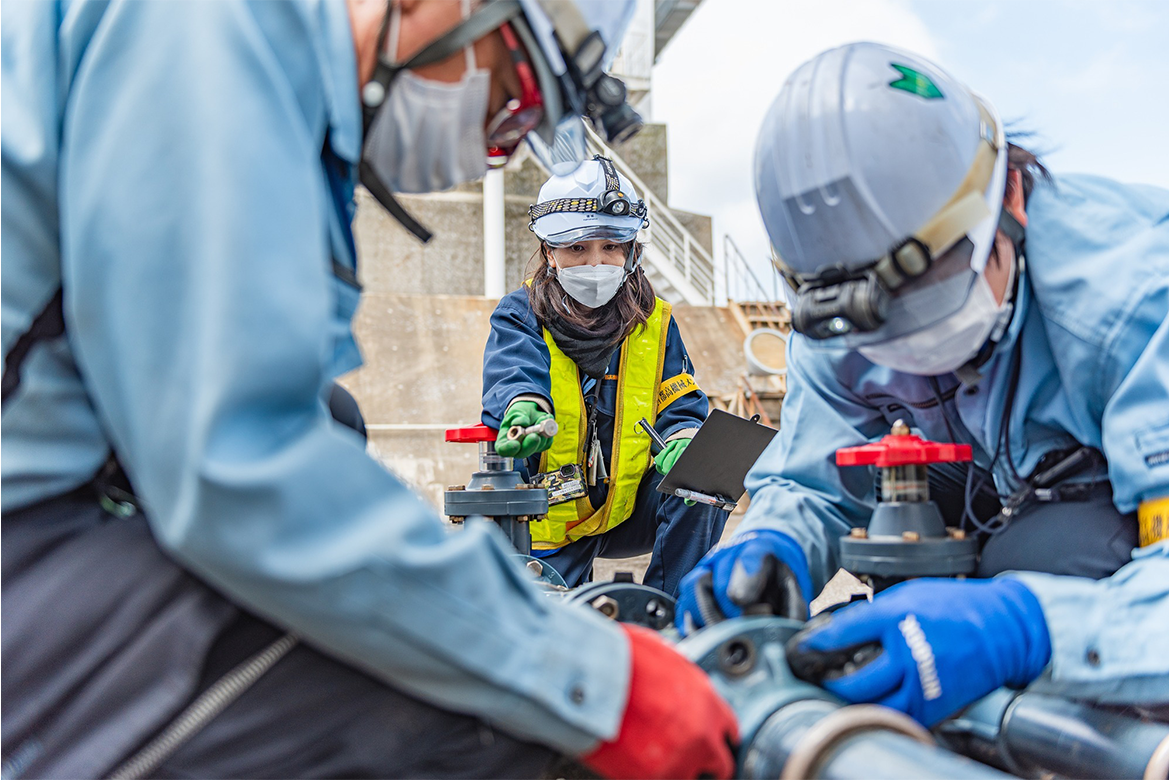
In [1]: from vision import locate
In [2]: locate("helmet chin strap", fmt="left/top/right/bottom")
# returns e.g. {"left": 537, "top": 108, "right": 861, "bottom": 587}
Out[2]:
{"left": 623, "top": 242, "right": 639, "bottom": 274}
{"left": 954, "top": 206, "right": 1027, "bottom": 386}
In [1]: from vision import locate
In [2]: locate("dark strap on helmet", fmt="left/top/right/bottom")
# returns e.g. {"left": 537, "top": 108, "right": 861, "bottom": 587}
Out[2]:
{"left": 3, "top": 286, "right": 65, "bottom": 410}
{"left": 359, "top": 160, "right": 434, "bottom": 244}
{"left": 997, "top": 207, "right": 1026, "bottom": 257}
{"left": 595, "top": 155, "right": 621, "bottom": 192}
{"left": 528, "top": 197, "right": 602, "bottom": 220}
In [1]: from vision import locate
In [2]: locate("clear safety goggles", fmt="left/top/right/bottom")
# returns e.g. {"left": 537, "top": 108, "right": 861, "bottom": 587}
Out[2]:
{"left": 486, "top": 23, "right": 545, "bottom": 161}
{"left": 525, "top": 116, "right": 589, "bottom": 175}
{"left": 541, "top": 224, "right": 641, "bottom": 247}
{"left": 806, "top": 238, "right": 983, "bottom": 349}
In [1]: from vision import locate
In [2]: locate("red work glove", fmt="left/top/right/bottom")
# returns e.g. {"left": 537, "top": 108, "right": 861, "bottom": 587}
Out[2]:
{"left": 582, "top": 624, "right": 739, "bottom": 779}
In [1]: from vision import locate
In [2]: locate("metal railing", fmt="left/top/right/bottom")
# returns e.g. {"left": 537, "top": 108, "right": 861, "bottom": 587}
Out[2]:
{"left": 583, "top": 127, "right": 717, "bottom": 305}
{"left": 723, "top": 234, "right": 781, "bottom": 305}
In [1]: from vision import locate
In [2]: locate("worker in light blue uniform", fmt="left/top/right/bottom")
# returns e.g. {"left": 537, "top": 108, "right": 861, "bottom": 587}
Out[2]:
{"left": 678, "top": 43, "right": 1168, "bottom": 727}
{"left": 1, "top": 2, "right": 739, "bottom": 779}
{"left": 482, "top": 157, "right": 728, "bottom": 595}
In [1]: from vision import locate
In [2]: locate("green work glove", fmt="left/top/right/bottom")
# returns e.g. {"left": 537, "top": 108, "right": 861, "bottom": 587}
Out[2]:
{"left": 654, "top": 438, "right": 690, "bottom": 476}
{"left": 496, "top": 401, "right": 556, "bottom": 459}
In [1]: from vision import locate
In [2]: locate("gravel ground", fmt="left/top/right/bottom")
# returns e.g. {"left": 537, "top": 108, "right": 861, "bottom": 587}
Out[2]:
{"left": 592, "top": 510, "right": 871, "bottom": 614}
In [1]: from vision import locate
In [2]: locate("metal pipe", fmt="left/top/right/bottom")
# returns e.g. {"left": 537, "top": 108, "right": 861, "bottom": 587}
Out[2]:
{"left": 680, "top": 617, "right": 1166, "bottom": 779}
{"left": 678, "top": 617, "right": 1011, "bottom": 780}
{"left": 741, "top": 699, "right": 1009, "bottom": 780}
{"left": 938, "top": 689, "right": 1170, "bottom": 779}
{"left": 1003, "top": 694, "right": 1167, "bottom": 779}
{"left": 482, "top": 167, "right": 506, "bottom": 299}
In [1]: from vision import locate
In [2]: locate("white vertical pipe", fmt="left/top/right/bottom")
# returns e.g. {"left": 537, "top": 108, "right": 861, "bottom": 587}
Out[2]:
{"left": 483, "top": 167, "right": 506, "bottom": 298}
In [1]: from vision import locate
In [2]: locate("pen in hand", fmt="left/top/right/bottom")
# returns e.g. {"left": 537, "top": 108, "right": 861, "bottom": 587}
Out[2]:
{"left": 637, "top": 417, "right": 668, "bottom": 454}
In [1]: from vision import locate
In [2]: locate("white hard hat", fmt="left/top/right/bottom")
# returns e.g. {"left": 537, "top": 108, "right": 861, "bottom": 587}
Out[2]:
{"left": 529, "top": 156, "right": 647, "bottom": 246}
{"left": 754, "top": 42, "right": 1007, "bottom": 345}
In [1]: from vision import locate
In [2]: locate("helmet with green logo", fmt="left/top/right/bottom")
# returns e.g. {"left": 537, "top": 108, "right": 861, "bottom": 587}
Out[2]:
{"left": 754, "top": 42, "right": 1008, "bottom": 345}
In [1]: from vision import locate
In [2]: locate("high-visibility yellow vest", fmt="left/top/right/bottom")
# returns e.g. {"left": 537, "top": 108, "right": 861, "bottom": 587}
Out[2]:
{"left": 530, "top": 298, "right": 672, "bottom": 550}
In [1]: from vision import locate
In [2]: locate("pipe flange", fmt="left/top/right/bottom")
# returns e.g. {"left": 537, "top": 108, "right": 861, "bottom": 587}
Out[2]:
{"left": 567, "top": 582, "right": 676, "bottom": 630}
{"left": 1145, "top": 733, "right": 1170, "bottom": 780}
{"left": 780, "top": 704, "right": 934, "bottom": 780}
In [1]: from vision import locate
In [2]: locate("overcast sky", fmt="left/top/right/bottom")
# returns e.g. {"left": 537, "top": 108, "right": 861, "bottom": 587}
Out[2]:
{"left": 650, "top": 0, "right": 1170, "bottom": 298}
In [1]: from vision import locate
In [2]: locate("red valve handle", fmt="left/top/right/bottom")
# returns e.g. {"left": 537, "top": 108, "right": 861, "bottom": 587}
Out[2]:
{"left": 445, "top": 423, "right": 498, "bottom": 443}
{"left": 837, "top": 432, "right": 972, "bottom": 467}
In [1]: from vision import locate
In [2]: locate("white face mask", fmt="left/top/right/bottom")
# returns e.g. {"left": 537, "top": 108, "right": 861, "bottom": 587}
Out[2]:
{"left": 858, "top": 262, "right": 1016, "bottom": 376}
{"left": 362, "top": 3, "right": 490, "bottom": 194}
{"left": 557, "top": 264, "right": 627, "bottom": 309}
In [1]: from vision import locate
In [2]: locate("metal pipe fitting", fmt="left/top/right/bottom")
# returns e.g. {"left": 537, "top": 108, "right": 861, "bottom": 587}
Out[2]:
{"left": 506, "top": 419, "right": 558, "bottom": 441}
{"left": 677, "top": 617, "right": 1011, "bottom": 780}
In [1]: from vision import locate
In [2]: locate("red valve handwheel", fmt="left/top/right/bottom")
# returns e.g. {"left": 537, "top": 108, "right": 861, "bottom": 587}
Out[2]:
{"left": 445, "top": 423, "right": 498, "bottom": 443}
{"left": 837, "top": 432, "right": 972, "bottom": 468}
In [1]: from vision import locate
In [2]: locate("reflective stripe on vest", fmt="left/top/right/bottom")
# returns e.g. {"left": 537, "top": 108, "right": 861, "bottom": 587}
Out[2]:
{"left": 531, "top": 298, "right": 672, "bottom": 550}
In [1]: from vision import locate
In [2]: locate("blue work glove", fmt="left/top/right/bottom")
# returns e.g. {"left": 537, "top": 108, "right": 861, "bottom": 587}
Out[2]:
{"left": 654, "top": 438, "right": 689, "bottom": 475}
{"left": 675, "top": 530, "right": 814, "bottom": 634}
{"left": 785, "top": 578, "right": 1052, "bottom": 727}
{"left": 495, "top": 401, "right": 556, "bottom": 459}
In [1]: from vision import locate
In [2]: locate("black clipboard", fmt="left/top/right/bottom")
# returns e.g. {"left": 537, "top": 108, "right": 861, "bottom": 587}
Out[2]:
{"left": 655, "top": 409, "right": 779, "bottom": 510}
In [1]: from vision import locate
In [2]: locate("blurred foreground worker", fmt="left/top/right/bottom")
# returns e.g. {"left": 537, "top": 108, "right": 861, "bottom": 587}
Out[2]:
{"left": 1, "top": 1, "right": 736, "bottom": 777}
{"left": 481, "top": 157, "right": 728, "bottom": 595}
{"left": 677, "top": 42, "right": 1168, "bottom": 724}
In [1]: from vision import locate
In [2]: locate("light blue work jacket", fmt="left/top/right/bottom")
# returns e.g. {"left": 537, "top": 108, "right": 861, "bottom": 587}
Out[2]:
{"left": 1011, "top": 541, "right": 1168, "bottom": 705}
{"left": 742, "top": 173, "right": 1168, "bottom": 698}
{"left": 1, "top": 0, "right": 626, "bottom": 754}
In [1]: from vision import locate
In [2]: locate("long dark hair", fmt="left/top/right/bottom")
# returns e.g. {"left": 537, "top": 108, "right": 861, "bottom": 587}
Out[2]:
{"left": 526, "top": 241, "right": 657, "bottom": 342}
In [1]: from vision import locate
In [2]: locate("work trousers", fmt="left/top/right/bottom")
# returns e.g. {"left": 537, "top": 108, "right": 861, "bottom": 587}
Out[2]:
{"left": 536, "top": 469, "right": 729, "bottom": 597}
{"left": 927, "top": 461, "right": 1139, "bottom": 580}
{"left": 1, "top": 491, "right": 559, "bottom": 779}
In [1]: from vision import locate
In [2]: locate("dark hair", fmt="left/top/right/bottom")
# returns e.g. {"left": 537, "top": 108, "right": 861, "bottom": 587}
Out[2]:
{"left": 986, "top": 140, "right": 1051, "bottom": 273}
{"left": 525, "top": 242, "right": 657, "bottom": 342}
{"left": 1006, "top": 139, "right": 1051, "bottom": 204}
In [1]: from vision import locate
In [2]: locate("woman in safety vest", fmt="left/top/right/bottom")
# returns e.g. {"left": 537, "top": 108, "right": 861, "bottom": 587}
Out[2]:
{"left": 481, "top": 156, "right": 729, "bottom": 595}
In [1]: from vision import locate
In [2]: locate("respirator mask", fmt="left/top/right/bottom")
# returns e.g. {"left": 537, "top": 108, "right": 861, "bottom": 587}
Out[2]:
{"left": 858, "top": 253, "right": 1018, "bottom": 375}
{"left": 362, "top": 1, "right": 490, "bottom": 196}
{"left": 556, "top": 264, "right": 627, "bottom": 308}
